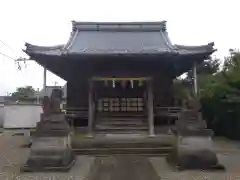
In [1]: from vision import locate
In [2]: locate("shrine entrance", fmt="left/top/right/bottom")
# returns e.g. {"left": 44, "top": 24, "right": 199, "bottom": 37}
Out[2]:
{"left": 93, "top": 77, "right": 147, "bottom": 115}
{"left": 90, "top": 77, "right": 152, "bottom": 135}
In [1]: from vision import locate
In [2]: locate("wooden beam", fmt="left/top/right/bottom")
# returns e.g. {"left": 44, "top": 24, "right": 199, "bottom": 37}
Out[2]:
{"left": 91, "top": 76, "right": 149, "bottom": 81}
{"left": 43, "top": 65, "right": 47, "bottom": 96}
{"left": 193, "top": 61, "right": 198, "bottom": 96}
{"left": 147, "top": 78, "right": 155, "bottom": 136}
{"left": 88, "top": 79, "right": 94, "bottom": 137}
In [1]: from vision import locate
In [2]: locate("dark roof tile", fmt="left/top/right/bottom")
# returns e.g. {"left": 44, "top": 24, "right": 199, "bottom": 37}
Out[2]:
{"left": 24, "top": 21, "right": 215, "bottom": 57}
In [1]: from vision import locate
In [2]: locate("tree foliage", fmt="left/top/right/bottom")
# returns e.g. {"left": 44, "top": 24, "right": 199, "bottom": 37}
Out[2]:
{"left": 11, "top": 86, "right": 36, "bottom": 99}
{"left": 186, "top": 57, "right": 220, "bottom": 83}
{"left": 174, "top": 50, "right": 240, "bottom": 140}
{"left": 173, "top": 56, "right": 221, "bottom": 103}
{"left": 199, "top": 50, "right": 240, "bottom": 139}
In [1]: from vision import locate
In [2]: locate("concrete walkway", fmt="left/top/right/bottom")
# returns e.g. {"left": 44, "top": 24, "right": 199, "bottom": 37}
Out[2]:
{"left": 88, "top": 155, "right": 161, "bottom": 180}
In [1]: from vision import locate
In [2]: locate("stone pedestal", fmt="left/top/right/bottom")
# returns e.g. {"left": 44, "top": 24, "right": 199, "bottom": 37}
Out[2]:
{"left": 167, "top": 117, "right": 224, "bottom": 170}
{"left": 21, "top": 113, "right": 75, "bottom": 172}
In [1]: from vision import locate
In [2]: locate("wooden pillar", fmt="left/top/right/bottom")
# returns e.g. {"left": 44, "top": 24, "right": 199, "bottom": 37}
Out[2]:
{"left": 147, "top": 78, "right": 155, "bottom": 136}
{"left": 88, "top": 79, "right": 94, "bottom": 137}
{"left": 193, "top": 61, "right": 198, "bottom": 96}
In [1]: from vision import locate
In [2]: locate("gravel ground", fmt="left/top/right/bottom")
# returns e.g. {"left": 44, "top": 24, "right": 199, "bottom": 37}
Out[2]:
{"left": 1, "top": 130, "right": 240, "bottom": 180}
{"left": 0, "top": 131, "right": 95, "bottom": 180}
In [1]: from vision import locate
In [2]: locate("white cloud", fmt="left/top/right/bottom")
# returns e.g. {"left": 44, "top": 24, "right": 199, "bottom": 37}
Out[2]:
{"left": 0, "top": 0, "right": 239, "bottom": 94}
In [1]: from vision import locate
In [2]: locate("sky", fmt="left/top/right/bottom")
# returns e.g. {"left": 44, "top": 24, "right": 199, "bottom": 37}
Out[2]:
{"left": 0, "top": 0, "right": 239, "bottom": 95}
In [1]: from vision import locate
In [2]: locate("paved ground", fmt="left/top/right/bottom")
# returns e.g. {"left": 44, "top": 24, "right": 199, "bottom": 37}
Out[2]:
{"left": 1, "top": 130, "right": 240, "bottom": 179}
{"left": 88, "top": 155, "right": 160, "bottom": 180}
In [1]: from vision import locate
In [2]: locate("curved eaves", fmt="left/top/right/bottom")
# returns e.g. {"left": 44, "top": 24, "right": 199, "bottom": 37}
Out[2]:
{"left": 160, "top": 31, "right": 175, "bottom": 50}
{"left": 174, "top": 42, "right": 215, "bottom": 51}
{"left": 24, "top": 43, "right": 64, "bottom": 56}
{"left": 62, "top": 29, "right": 79, "bottom": 54}
{"left": 172, "top": 42, "right": 216, "bottom": 55}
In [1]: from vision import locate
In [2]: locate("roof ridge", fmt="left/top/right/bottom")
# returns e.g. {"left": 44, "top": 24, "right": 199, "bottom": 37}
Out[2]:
{"left": 71, "top": 20, "right": 166, "bottom": 25}
{"left": 71, "top": 21, "right": 167, "bottom": 32}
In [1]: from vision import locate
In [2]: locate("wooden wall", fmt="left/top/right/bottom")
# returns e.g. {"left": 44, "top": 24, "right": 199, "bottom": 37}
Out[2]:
{"left": 67, "top": 77, "right": 89, "bottom": 109}
{"left": 66, "top": 58, "right": 174, "bottom": 110}
{"left": 153, "top": 74, "right": 173, "bottom": 107}
{"left": 67, "top": 74, "right": 173, "bottom": 110}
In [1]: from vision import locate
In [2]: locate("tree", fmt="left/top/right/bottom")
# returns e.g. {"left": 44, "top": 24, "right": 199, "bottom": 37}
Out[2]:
{"left": 186, "top": 57, "right": 220, "bottom": 84}
{"left": 11, "top": 86, "right": 36, "bottom": 99}
{"left": 200, "top": 50, "right": 240, "bottom": 140}
{"left": 172, "top": 57, "right": 220, "bottom": 104}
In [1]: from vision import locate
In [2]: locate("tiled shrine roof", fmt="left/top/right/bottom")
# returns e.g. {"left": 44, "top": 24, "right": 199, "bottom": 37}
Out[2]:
{"left": 24, "top": 21, "right": 215, "bottom": 57}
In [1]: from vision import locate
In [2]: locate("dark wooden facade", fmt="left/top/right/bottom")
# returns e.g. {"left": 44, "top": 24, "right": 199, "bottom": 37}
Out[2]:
{"left": 24, "top": 21, "right": 215, "bottom": 134}
{"left": 66, "top": 58, "right": 174, "bottom": 110}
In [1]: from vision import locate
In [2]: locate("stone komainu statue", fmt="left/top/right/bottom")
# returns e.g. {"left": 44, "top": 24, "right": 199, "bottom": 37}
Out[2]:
{"left": 42, "top": 88, "right": 63, "bottom": 115}
{"left": 42, "top": 96, "right": 51, "bottom": 116}
{"left": 50, "top": 88, "right": 63, "bottom": 113}
{"left": 22, "top": 88, "right": 75, "bottom": 172}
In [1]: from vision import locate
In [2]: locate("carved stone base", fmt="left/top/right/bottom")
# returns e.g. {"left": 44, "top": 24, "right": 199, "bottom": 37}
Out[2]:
{"left": 167, "top": 129, "right": 224, "bottom": 171}
{"left": 22, "top": 114, "right": 75, "bottom": 172}
{"left": 32, "top": 114, "right": 70, "bottom": 137}
{"left": 21, "top": 137, "right": 75, "bottom": 172}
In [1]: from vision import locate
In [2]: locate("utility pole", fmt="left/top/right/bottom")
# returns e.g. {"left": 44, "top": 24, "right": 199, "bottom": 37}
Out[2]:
{"left": 16, "top": 58, "right": 47, "bottom": 96}
{"left": 43, "top": 65, "right": 47, "bottom": 96}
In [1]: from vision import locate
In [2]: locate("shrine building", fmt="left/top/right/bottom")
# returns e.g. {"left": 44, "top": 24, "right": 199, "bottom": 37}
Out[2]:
{"left": 24, "top": 21, "right": 215, "bottom": 136}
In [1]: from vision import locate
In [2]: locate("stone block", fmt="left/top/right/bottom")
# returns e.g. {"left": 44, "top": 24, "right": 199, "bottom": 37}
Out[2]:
{"left": 21, "top": 136, "right": 75, "bottom": 172}
{"left": 178, "top": 128, "right": 214, "bottom": 137}
{"left": 167, "top": 130, "right": 224, "bottom": 170}
{"left": 33, "top": 117, "right": 70, "bottom": 137}
{"left": 177, "top": 149, "right": 218, "bottom": 170}
{"left": 30, "top": 137, "right": 70, "bottom": 155}
{"left": 22, "top": 114, "right": 75, "bottom": 172}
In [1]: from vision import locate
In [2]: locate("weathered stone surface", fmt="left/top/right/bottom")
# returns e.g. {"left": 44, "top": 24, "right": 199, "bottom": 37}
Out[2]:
{"left": 177, "top": 110, "right": 206, "bottom": 130}
{"left": 168, "top": 107, "right": 223, "bottom": 171}
{"left": 21, "top": 134, "right": 75, "bottom": 172}
{"left": 50, "top": 89, "right": 63, "bottom": 113}
{"left": 33, "top": 115, "right": 70, "bottom": 137}
{"left": 178, "top": 149, "right": 218, "bottom": 169}
{"left": 178, "top": 128, "right": 213, "bottom": 137}
{"left": 30, "top": 137, "right": 70, "bottom": 155}
{"left": 87, "top": 156, "right": 161, "bottom": 180}
{"left": 167, "top": 134, "right": 224, "bottom": 170}
{"left": 22, "top": 89, "right": 75, "bottom": 172}
{"left": 42, "top": 96, "right": 51, "bottom": 116}
{"left": 24, "top": 127, "right": 75, "bottom": 171}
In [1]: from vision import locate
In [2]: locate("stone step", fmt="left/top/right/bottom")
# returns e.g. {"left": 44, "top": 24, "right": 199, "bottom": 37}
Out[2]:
{"left": 96, "top": 117, "right": 147, "bottom": 121}
{"left": 73, "top": 147, "right": 172, "bottom": 155}
{"left": 96, "top": 113, "right": 146, "bottom": 117}
{"left": 95, "top": 130, "right": 148, "bottom": 134}
{"left": 96, "top": 121, "right": 146, "bottom": 126}
{"left": 27, "top": 156, "right": 63, "bottom": 167}
{"left": 72, "top": 140, "right": 173, "bottom": 149}
{"left": 94, "top": 121, "right": 148, "bottom": 133}
{"left": 72, "top": 134, "right": 175, "bottom": 147}
{"left": 95, "top": 125, "right": 148, "bottom": 131}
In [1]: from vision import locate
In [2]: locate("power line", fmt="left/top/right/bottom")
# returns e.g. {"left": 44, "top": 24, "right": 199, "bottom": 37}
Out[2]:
{"left": 0, "top": 42, "right": 33, "bottom": 70}
{"left": 16, "top": 57, "right": 33, "bottom": 62}
{"left": 0, "top": 52, "right": 15, "bottom": 61}
{"left": 0, "top": 52, "right": 25, "bottom": 70}
{"left": 0, "top": 39, "right": 17, "bottom": 55}
{"left": 0, "top": 40, "right": 32, "bottom": 62}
